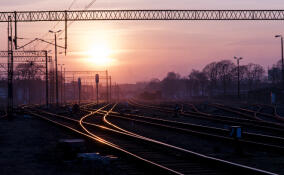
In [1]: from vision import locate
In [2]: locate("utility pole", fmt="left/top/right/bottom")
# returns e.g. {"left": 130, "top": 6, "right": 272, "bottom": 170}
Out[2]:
{"left": 106, "top": 70, "right": 109, "bottom": 103}
{"left": 110, "top": 76, "right": 112, "bottom": 103}
{"left": 78, "top": 77, "right": 81, "bottom": 105}
{"left": 64, "top": 67, "right": 65, "bottom": 104}
{"left": 55, "top": 33, "right": 58, "bottom": 106}
{"left": 95, "top": 74, "right": 99, "bottom": 105}
{"left": 7, "top": 16, "right": 13, "bottom": 117}
{"left": 60, "top": 65, "right": 63, "bottom": 104}
{"left": 234, "top": 56, "right": 243, "bottom": 99}
{"left": 275, "top": 35, "right": 284, "bottom": 88}
{"left": 49, "top": 30, "right": 62, "bottom": 107}
{"left": 91, "top": 81, "right": 93, "bottom": 102}
{"left": 117, "top": 84, "right": 120, "bottom": 102}
{"left": 59, "top": 64, "right": 64, "bottom": 104}
{"left": 45, "top": 51, "right": 49, "bottom": 108}
{"left": 73, "top": 74, "right": 75, "bottom": 102}
{"left": 115, "top": 83, "right": 119, "bottom": 102}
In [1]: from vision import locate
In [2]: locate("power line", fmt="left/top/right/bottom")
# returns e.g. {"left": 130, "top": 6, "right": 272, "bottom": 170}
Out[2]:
{"left": 40, "top": 0, "right": 78, "bottom": 50}
{"left": 42, "top": 0, "right": 78, "bottom": 37}
{"left": 42, "top": 0, "right": 97, "bottom": 51}
{"left": 68, "top": 0, "right": 77, "bottom": 10}
{"left": 17, "top": 0, "right": 97, "bottom": 51}
{"left": 17, "top": 0, "right": 79, "bottom": 51}
{"left": 17, "top": 38, "right": 65, "bottom": 50}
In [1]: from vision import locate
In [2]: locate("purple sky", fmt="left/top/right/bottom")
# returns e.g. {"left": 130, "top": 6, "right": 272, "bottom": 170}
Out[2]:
{"left": 1, "top": 0, "right": 284, "bottom": 83}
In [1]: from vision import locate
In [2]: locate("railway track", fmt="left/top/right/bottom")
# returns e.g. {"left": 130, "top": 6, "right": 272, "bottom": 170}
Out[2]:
{"left": 0, "top": 109, "right": 7, "bottom": 118}
{"left": 257, "top": 104, "right": 284, "bottom": 123}
{"left": 208, "top": 103, "right": 261, "bottom": 120}
{"left": 0, "top": 113, "right": 7, "bottom": 119}
{"left": 211, "top": 103, "right": 284, "bottom": 125}
{"left": 96, "top": 108, "right": 284, "bottom": 153}
{"left": 23, "top": 104, "right": 180, "bottom": 174}
{"left": 83, "top": 104, "right": 280, "bottom": 175}
{"left": 22, "top": 104, "right": 276, "bottom": 175}
{"left": 128, "top": 99, "right": 284, "bottom": 137}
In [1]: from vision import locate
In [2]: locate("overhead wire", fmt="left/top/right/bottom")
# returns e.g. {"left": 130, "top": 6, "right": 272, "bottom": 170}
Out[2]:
{"left": 17, "top": 0, "right": 98, "bottom": 53}
{"left": 17, "top": 0, "right": 78, "bottom": 50}
{"left": 40, "top": 0, "right": 78, "bottom": 39}
{"left": 42, "top": 0, "right": 98, "bottom": 51}
{"left": 38, "top": 0, "right": 79, "bottom": 50}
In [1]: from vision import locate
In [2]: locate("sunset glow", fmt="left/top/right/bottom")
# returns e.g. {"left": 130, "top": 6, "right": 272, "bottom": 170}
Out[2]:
{"left": 1, "top": 0, "right": 284, "bottom": 84}
{"left": 86, "top": 44, "right": 113, "bottom": 67}
{"left": 1, "top": 2, "right": 284, "bottom": 174}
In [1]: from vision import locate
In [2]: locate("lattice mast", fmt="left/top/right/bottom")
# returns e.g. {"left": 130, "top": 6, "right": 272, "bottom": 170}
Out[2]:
{"left": 7, "top": 16, "right": 13, "bottom": 116}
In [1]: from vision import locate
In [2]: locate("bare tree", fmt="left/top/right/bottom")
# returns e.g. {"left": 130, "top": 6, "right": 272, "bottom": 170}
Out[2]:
{"left": 203, "top": 62, "right": 218, "bottom": 96}
{"left": 188, "top": 69, "right": 208, "bottom": 96}
{"left": 246, "top": 63, "right": 265, "bottom": 91}
{"left": 141, "top": 59, "right": 268, "bottom": 101}
{"left": 273, "top": 60, "right": 283, "bottom": 83}
{"left": 15, "top": 62, "right": 43, "bottom": 80}
{"left": 145, "top": 78, "right": 161, "bottom": 92}
{"left": 215, "top": 60, "right": 236, "bottom": 95}
{"left": 161, "top": 72, "right": 181, "bottom": 99}
{"left": 232, "top": 65, "right": 248, "bottom": 82}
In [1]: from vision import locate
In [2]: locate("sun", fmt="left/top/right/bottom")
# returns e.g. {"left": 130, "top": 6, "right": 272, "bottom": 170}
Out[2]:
{"left": 86, "top": 44, "right": 112, "bottom": 67}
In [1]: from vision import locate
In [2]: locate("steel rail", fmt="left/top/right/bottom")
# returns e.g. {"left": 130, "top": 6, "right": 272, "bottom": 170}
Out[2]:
{"left": 210, "top": 103, "right": 261, "bottom": 120}
{"left": 97, "top": 108, "right": 279, "bottom": 141}
{"left": 213, "top": 103, "right": 284, "bottom": 124}
{"left": 129, "top": 99, "right": 284, "bottom": 134}
{"left": 86, "top": 105, "right": 278, "bottom": 175}
{"left": 0, "top": 113, "right": 7, "bottom": 119}
{"left": 28, "top": 105, "right": 276, "bottom": 174}
{"left": 98, "top": 107, "right": 277, "bottom": 175}
{"left": 185, "top": 103, "right": 200, "bottom": 113}
{"left": 81, "top": 104, "right": 192, "bottom": 174}
{"left": 229, "top": 103, "right": 284, "bottom": 123}
{"left": 24, "top": 107, "right": 178, "bottom": 175}
{"left": 26, "top": 105, "right": 184, "bottom": 175}
{"left": 257, "top": 104, "right": 284, "bottom": 123}
{"left": 131, "top": 99, "right": 261, "bottom": 123}
{"left": 101, "top": 110, "right": 284, "bottom": 152}
{"left": 107, "top": 109, "right": 284, "bottom": 142}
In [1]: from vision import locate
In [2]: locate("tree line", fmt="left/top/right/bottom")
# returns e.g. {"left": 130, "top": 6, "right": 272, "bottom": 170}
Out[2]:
{"left": 143, "top": 59, "right": 270, "bottom": 100}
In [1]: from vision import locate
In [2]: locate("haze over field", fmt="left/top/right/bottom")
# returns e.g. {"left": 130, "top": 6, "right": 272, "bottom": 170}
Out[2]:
{"left": 1, "top": 0, "right": 284, "bottom": 83}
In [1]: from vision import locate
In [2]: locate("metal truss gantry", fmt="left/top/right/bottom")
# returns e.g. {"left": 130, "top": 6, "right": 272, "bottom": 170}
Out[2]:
{"left": 0, "top": 51, "right": 52, "bottom": 62}
{"left": 1, "top": 10, "right": 284, "bottom": 22}
{"left": 7, "top": 17, "right": 13, "bottom": 115}
{"left": 0, "top": 50, "right": 52, "bottom": 113}
{"left": 65, "top": 71, "right": 108, "bottom": 75}
{"left": 65, "top": 71, "right": 110, "bottom": 103}
{"left": 3, "top": 10, "right": 284, "bottom": 55}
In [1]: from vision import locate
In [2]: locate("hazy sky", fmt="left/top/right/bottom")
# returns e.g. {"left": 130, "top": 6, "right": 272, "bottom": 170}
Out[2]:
{"left": 1, "top": 0, "right": 284, "bottom": 83}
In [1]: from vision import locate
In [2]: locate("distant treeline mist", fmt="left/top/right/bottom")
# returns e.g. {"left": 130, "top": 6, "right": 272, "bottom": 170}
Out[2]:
{"left": 139, "top": 59, "right": 283, "bottom": 102}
